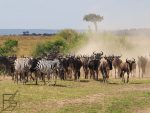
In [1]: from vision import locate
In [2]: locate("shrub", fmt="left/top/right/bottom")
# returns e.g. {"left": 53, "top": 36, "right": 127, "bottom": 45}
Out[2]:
{"left": 0, "top": 39, "right": 18, "bottom": 56}
{"left": 33, "top": 39, "right": 67, "bottom": 57}
{"left": 58, "top": 29, "right": 79, "bottom": 43}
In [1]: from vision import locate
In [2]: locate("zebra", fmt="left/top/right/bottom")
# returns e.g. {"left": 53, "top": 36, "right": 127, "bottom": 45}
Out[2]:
{"left": 14, "top": 57, "right": 33, "bottom": 84}
{"left": 35, "top": 59, "right": 60, "bottom": 85}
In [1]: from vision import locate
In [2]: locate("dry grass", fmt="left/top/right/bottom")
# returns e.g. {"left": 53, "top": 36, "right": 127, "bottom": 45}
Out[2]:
{"left": 0, "top": 35, "right": 60, "bottom": 56}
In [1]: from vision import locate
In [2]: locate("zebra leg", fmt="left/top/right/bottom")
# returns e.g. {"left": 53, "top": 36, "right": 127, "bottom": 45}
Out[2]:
{"left": 35, "top": 72, "right": 38, "bottom": 85}
{"left": 54, "top": 74, "right": 57, "bottom": 86}
{"left": 42, "top": 73, "right": 46, "bottom": 85}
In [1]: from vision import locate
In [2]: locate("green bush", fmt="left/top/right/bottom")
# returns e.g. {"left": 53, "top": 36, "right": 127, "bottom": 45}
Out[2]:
{"left": 33, "top": 39, "right": 67, "bottom": 57}
{"left": 33, "top": 29, "right": 87, "bottom": 57}
{"left": 0, "top": 39, "right": 18, "bottom": 56}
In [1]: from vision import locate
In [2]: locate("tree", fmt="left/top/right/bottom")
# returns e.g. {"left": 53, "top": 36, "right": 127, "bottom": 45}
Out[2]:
{"left": 83, "top": 13, "right": 103, "bottom": 32}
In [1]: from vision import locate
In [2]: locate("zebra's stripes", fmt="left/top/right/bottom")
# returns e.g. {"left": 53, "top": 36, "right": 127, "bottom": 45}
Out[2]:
{"left": 14, "top": 57, "right": 33, "bottom": 84}
{"left": 36, "top": 59, "right": 60, "bottom": 74}
{"left": 35, "top": 59, "right": 60, "bottom": 85}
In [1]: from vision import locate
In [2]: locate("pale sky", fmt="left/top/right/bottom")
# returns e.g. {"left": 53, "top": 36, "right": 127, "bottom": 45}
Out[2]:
{"left": 0, "top": 0, "right": 150, "bottom": 30}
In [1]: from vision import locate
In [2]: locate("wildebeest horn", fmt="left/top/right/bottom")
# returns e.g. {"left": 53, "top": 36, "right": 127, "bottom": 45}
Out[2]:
{"left": 132, "top": 58, "right": 135, "bottom": 62}
{"left": 100, "top": 51, "right": 103, "bottom": 55}
{"left": 93, "top": 51, "right": 96, "bottom": 55}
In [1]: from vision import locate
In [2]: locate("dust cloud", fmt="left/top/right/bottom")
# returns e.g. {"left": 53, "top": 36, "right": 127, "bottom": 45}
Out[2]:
{"left": 76, "top": 30, "right": 150, "bottom": 76}
{"left": 76, "top": 31, "right": 150, "bottom": 61}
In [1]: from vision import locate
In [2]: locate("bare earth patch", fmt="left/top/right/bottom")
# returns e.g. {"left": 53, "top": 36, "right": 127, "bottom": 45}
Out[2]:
{"left": 134, "top": 108, "right": 150, "bottom": 113}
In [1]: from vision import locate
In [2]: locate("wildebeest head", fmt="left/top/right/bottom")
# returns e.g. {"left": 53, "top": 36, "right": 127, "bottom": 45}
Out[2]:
{"left": 104, "top": 56, "right": 114, "bottom": 70}
{"left": 29, "top": 58, "right": 39, "bottom": 72}
{"left": 93, "top": 51, "right": 103, "bottom": 60}
{"left": 68, "top": 56, "right": 75, "bottom": 68}
{"left": 126, "top": 58, "right": 136, "bottom": 71}
{"left": 0, "top": 56, "right": 14, "bottom": 74}
{"left": 113, "top": 55, "right": 122, "bottom": 66}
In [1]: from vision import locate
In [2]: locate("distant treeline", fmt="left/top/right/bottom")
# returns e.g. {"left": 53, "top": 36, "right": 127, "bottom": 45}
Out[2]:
{"left": 22, "top": 31, "right": 56, "bottom": 36}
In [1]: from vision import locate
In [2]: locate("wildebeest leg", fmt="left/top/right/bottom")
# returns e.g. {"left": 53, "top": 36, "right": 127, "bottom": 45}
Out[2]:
{"left": 22, "top": 72, "right": 25, "bottom": 85}
{"left": 120, "top": 71, "right": 123, "bottom": 78}
{"left": 101, "top": 68, "right": 106, "bottom": 83}
{"left": 101, "top": 70, "right": 105, "bottom": 83}
{"left": 90, "top": 70, "right": 92, "bottom": 79}
{"left": 127, "top": 73, "right": 129, "bottom": 83}
{"left": 87, "top": 70, "right": 89, "bottom": 79}
{"left": 103, "top": 71, "right": 106, "bottom": 83}
{"left": 114, "top": 68, "right": 116, "bottom": 79}
{"left": 139, "top": 67, "right": 140, "bottom": 78}
{"left": 122, "top": 72, "right": 125, "bottom": 83}
{"left": 84, "top": 71, "right": 86, "bottom": 79}
{"left": 93, "top": 70, "right": 96, "bottom": 80}
{"left": 15, "top": 72, "right": 18, "bottom": 84}
{"left": 84, "top": 68, "right": 89, "bottom": 79}
{"left": 84, "top": 69, "right": 87, "bottom": 79}
{"left": 12, "top": 73, "right": 14, "bottom": 80}
{"left": 74, "top": 71, "right": 77, "bottom": 80}
{"left": 16, "top": 74, "right": 18, "bottom": 84}
{"left": 78, "top": 71, "right": 80, "bottom": 80}
{"left": 25, "top": 72, "right": 28, "bottom": 83}
{"left": 95, "top": 70, "right": 98, "bottom": 80}
{"left": 142, "top": 68, "right": 144, "bottom": 78}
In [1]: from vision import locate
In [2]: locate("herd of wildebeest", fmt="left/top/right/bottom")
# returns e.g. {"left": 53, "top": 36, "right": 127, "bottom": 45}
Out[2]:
{"left": 0, "top": 51, "right": 149, "bottom": 85}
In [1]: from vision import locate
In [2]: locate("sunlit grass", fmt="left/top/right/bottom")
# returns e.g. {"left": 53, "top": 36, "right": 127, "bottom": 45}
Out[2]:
{"left": 0, "top": 77, "right": 150, "bottom": 112}
{"left": 0, "top": 36, "right": 60, "bottom": 56}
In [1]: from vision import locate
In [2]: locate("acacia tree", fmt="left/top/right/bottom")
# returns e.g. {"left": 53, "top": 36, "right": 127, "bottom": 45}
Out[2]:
{"left": 83, "top": 13, "right": 103, "bottom": 32}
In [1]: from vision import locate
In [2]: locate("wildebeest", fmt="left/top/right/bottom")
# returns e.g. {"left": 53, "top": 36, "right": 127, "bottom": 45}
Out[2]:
{"left": 112, "top": 55, "right": 122, "bottom": 78}
{"left": 67, "top": 55, "right": 75, "bottom": 79}
{"left": 82, "top": 56, "right": 89, "bottom": 79}
{"left": 100, "top": 56, "right": 114, "bottom": 83}
{"left": 119, "top": 58, "right": 136, "bottom": 83}
{"left": 131, "top": 61, "right": 136, "bottom": 77}
{"left": 0, "top": 56, "right": 16, "bottom": 77}
{"left": 88, "top": 51, "right": 103, "bottom": 80}
{"left": 58, "top": 57, "right": 69, "bottom": 80}
{"left": 73, "top": 56, "right": 82, "bottom": 80}
{"left": 137, "top": 56, "right": 147, "bottom": 78}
